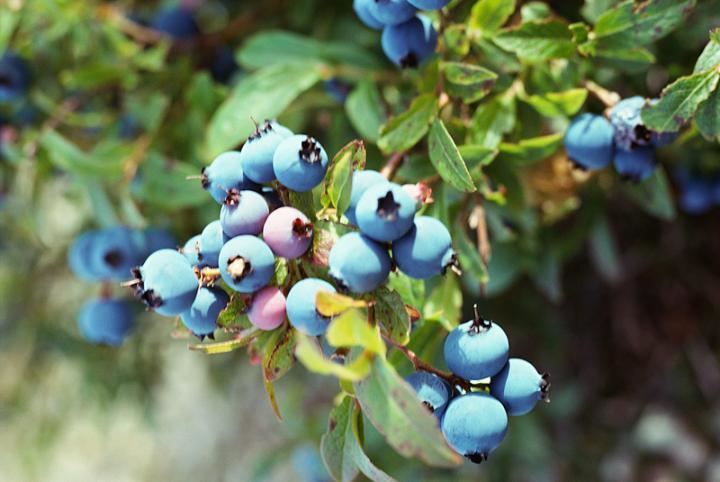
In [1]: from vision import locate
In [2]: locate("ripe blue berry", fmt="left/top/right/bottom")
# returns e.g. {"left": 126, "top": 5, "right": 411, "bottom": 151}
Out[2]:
{"left": 273, "top": 135, "right": 329, "bottom": 192}
{"left": 150, "top": 7, "right": 199, "bottom": 39}
{"left": 441, "top": 392, "right": 508, "bottom": 463}
{"left": 345, "top": 169, "right": 389, "bottom": 225}
{"left": 392, "top": 216, "right": 456, "bottom": 279}
{"left": 218, "top": 235, "right": 275, "bottom": 293}
{"left": 355, "top": 182, "right": 416, "bottom": 242}
{"left": 286, "top": 278, "right": 336, "bottom": 335}
{"left": 202, "top": 151, "right": 259, "bottom": 204}
{"left": 610, "top": 96, "right": 653, "bottom": 151}
{"left": 613, "top": 146, "right": 656, "bottom": 182}
{"left": 199, "top": 220, "right": 228, "bottom": 267}
{"left": 262, "top": 206, "right": 313, "bottom": 259}
{"left": 220, "top": 190, "right": 270, "bottom": 238}
{"left": 239, "top": 121, "right": 293, "bottom": 183}
{"left": 369, "top": 0, "right": 417, "bottom": 26}
{"left": 0, "top": 51, "right": 31, "bottom": 102}
{"left": 210, "top": 46, "right": 238, "bottom": 84}
{"left": 133, "top": 249, "right": 199, "bottom": 316}
{"left": 405, "top": 371, "right": 451, "bottom": 419}
{"left": 68, "top": 230, "right": 105, "bottom": 281}
{"left": 353, "top": 0, "right": 384, "bottom": 30}
{"left": 444, "top": 314, "right": 509, "bottom": 380}
{"left": 181, "top": 286, "right": 229, "bottom": 339}
{"left": 490, "top": 358, "right": 550, "bottom": 416}
{"left": 675, "top": 169, "right": 717, "bottom": 214}
{"left": 138, "top": 228, "right": 177, "bottom": 256}
{"left": 181, "top": 234, "right": 202, "bottom": 266}
{"left": 381, "top": 16, "right": 437, "bottom": 68}
{"left": 407, "top": 0, "right": 450, "bottom": 9}
{"left": 78, "top": 298, "right": 134, "bottom": 346}
{"left": 564, "top": 113, "right": 614, "bottom": 170}
{"left": 91, "top": 226, "right": 143, "bottom": 281}
{"left": 328, "top": 232, "right": 391, "bottom": 293}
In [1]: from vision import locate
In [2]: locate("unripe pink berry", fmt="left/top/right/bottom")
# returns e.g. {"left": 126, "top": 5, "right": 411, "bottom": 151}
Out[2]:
{"left": 247, "top": 286, "right": 287, "bottom": 330}
{"left": 262, "top": 207, "right": 313, "bottom": 259}
{"left": 402, "top": 182, "right": 433, "bottom": 208}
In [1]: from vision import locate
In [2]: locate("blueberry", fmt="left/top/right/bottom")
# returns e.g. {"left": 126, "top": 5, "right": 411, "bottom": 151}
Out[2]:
{"left": 613, "top": 146, "right": 656, "bottom": 182}
{"left": 355, "top": 182, "right": 416, "bottom": 242}
{"left": 609, "top": 96, "right": 654, "bottom": 151}
{"left": 346, "top": 169, "right": 389, "bottom": 225}
{"left": 324, "top": 78, "right": 352, "bottom": 104}
{"left": 68, "top": 230, "right": 105, "bottom": 281}
{"left": 181, "top": 234, "right": 202, "bottom": 266}
{"left": 247, "top": 286, "right": 287, "bottom": 330}
{"left": 220, "top": 190, "right": 270, "bottom": 237}
{"left": 210, "top": 46, "right": 239, "bottom": 84}
{"left": 133, "top": 249, "right": 199, "bottom": 316}
{"left": 199, "top": 220, "right": 229, "bottom": 267}
{"left": 393, "top": 216, "right": 456, "bottom": 279}
{"left": 369, "top": 0, "right": 417, "bottom": 26}
{"left": 150, "top": 7, "right": 199, "bottom": 39}
{"left": 381, "top": 16, "right": 437, "bottom": 68}
{"left": 353, "top": 0, "right": 384, "bottom": 29}
{"left": 202, "top": 151, "right": 259, "bottom": 204}
{"left": 407, "top": 0, "right": 450, "bottom": 9}
{"left": 441, "top": 392, "right": 508, "bottom": 463}
{"left": 138, "top": 228, "right": 177, "bottom": 257}
{"left": 181, "top": 286, "right": 228, "bottom": 339}
{"left": 91, "top": 226, "right": 144, "bottom": 281}
{"left": 218, "top": 235, "right": 275, "bottom": 293}
{"left": 239, "top": 121, "right": 293, "bottom": 183}
{"left": 273, "top": 135, "right": 329, "bottom": 192}
{"left": 78, "top": 298, "right": 134, "bottom": 346}
{"left": 328, "top": 232, "right": 391, "bottom": 293}
{"left": 490, "top": 358, "right": 550, "bottom": 416}
{"left": 444, "top": 315, "right": 509, "bottom": 380}
{"left": 262, "top": 206, "right": 313, "bottom": 259}
{"left": 0, "top": 51, "right": 31, "bottom": 102}
{"left": 675, "top": 170, "right": 716, "bottom": 214}
{"left": 286, "top": 278, "right": 336, "bottom": 335}
{"left": 405, "top": 371, "right": 451, "bottom": 419}
{"left": 563, "top": 113, "right": 614, "bottom": 170}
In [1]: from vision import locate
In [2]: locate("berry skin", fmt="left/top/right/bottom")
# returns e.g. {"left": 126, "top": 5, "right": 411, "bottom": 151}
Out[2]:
{"left": 407, "top": 0, "right": 450, "bottom": 9}
{"left": 273, "top": 135, "right": 329, "bottom": 192}
{"left": 91, "top": 227, "right": 143, "bottom": 281}
{"left": 220, "top": 190, "right": 270, "bottom": 238}
{"left": 138, "top": 228, "right": 177, "bottom": 256}
{"left": 328, "top": 232, "right": 391, "bottom": 293}
{"left": 133, "top": 249, "right": 199, "bottom": 316}
{"left": 563, "top": 113, "right": 615, "bottom": 170}
{"left": 0, "top": 51, "right": 31, "bottom": 102}
{"left": 613, "top": 146, "right": 656, "bottom": 182}
{"left": 210, "top": 46, "right": 238, "bottom": 84}
{"left": 355, "top": 182, "right": 417, "bottom": 242}
{"left": 286, "top": 278, "right": 336, "bottom": 335}
{"left": 675, "top": 169, "right": 717, "bottom": 214}
{"left": 181, "top": 286, "right": 228, "bottom": 338}
{"left": 609, "top": 96, "right": 653, "bottom": 151}
{"left": 353, "top": 0, "right": 384, "bottom": 30}
{"left": 345, "top": 169, "right": 389, "bottom": 225}
{"left": 181, "top": 234, "right": 202, "bottom": 266}
{"left": 247, "top": 286, "right": 287, "bottom": 330}
{"left": 444, "top": 319, "right": 509, "bottom": 380}
{"left": 392, "top": 216, "right": 456, "bottom": 279}
{"left": 218, "top": 235, "right": 275, "bottom": 293}
{"left": 201, "top": 151, "right": 259, "bottom": 204}
{"left": 405, "top": 371, "right": 451, "bottom": 419}
{"left": 262, "top": 207, "right": 313, "bottom": 259}
{"left": 441, "top": 392, "right": 508, "bottom": 463}
{"left": 78, "top": 298, "right": 134, "bottom": 346}
{"left": 490, "top": 358, "right": 549, "bottom": 416}
{"left": 381, "top": 16, "right": 438, "bottom": 68}
{"left": 239, "top": 121, "right": 293, "bottom": 183}
{"left": 150, "top": 7, "right": 199, "bottom": 39}
{"left": 199, "top": 220, "right": 229, "bottom": 268}
{"left": 68, "top": 230, "right": 105, "bottom": 281}
{"left": 369, "top": 0, "right": 417, "bottom": 26}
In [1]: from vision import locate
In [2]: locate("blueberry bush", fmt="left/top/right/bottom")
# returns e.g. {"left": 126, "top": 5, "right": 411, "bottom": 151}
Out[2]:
{"left": 3, "top": 0, "right": 720, "bottom": 480}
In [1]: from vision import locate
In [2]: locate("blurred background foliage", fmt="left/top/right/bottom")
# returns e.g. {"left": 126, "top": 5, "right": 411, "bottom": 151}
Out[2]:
{"left": 1, "top": 0, "right": 720, "bottom": 480}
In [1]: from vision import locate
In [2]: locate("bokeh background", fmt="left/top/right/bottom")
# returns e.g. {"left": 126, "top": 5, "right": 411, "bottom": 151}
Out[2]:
{"left": 2, "top": 0, "right": 720, "bottom": 481}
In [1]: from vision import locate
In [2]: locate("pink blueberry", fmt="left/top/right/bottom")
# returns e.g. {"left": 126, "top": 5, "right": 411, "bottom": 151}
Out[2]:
{"left": 247, "top": 286, "right": 287, "bottom": 330}
{"left": 262, "top": 206, "right": 313, "bottom": 259}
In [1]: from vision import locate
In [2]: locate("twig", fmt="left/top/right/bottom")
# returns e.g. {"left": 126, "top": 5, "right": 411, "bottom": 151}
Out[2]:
{"left": 380, "top": 152, "right": 406, "bottom": 180}
{"left": 471, "top": 197, "right": 491, "bottom": 266}
{"left": 584, "top": 80, "right": 620, "bottom": 109}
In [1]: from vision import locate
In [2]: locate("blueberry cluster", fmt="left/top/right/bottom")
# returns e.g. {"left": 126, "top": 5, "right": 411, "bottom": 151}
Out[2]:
{"left": 0, "top": 50, "right": 34, "bottom": 138}
{"left": 674, "top": 168, "right": 720, "bottom": 215}
{"left": 67, "top": 227, "right": 176, "bottom": 345}
{"left": 564, "top": 96, "right": 676, "bottom": 182}
{"left": 353, "top": 0, "right": 444, "bottom": 68}
{"left": 406, "top": 308, "right": 549, "bottom": 463}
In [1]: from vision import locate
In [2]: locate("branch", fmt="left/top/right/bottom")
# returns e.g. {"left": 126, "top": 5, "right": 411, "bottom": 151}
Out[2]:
{"left": 584, "top": 80, "right": 620, "bottom": 109}
{"left": 380, "top": 152, "right": 406, "bottom": 180}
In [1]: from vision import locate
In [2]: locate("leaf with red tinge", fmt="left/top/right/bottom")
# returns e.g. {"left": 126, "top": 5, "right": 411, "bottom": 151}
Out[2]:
{"left": 262, "top": 325, "right": 297, "bottom": 382}
{"left": 263, "top": 378, "right": 282, "bottom": 421}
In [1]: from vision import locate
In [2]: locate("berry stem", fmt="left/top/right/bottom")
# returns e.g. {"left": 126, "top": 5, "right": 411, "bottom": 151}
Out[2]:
{"left": 584, "top": 80, "right": 620, "bottom": 109}
{"left": 380, "top": 152, "right": 406, "bottom": 180}
{"left": 470, "top": 304, "right": 491, "bottom": 332}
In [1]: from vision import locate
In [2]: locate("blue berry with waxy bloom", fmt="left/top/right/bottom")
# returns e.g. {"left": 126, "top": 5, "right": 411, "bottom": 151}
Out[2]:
{"left": 90, "top": 226, "right": 144, "bottom": 281}
{"left": 392, "top": 216, "right": 457, "bottom": 279}
{"left": 131, "top": 249, "right": 199, "bottom": 316}
{"left": 563, "top": 113, "right": 615, "bottom": 170}
{"left": 0, "top": 51, "right": 31, "bottom": 102}
{"left": 407, "top": 0, "right": 450, "bottom": 9}
{"left": 181, "top": 286, "right": 229, "bottom": 340}
{"left": 355, "top": 182, "right": 416, "bottom": 242}
{"left": 441, "top": 392, "right": 508, "bottom": 463}
{"left": 201, "top": 151, "right": 259, "bottom": 204}
{"left": 405, "top": 371, "right": 451, "bottom": 419}
{"left": 78, "top": 298, "right": 134, "bottom": 346}
{"left": 345, "top": 169, "right": 389, "bottom": 225}
{"left": 138, "top": 228, "right": 176, "bottom": 256}
{"left": 675, "top": 169, "right": 718, "bottom": 214}
{"left": 218, "top": 235, "right": 275, "bottom": 293}
{"left": 609, "top": 96, "right": 654, "bottom": 151}
{"left": 328, "top": 232, "right": 391, "bottom": 293}
{"left": 239, "top": 120, "right": 293, "bottom": 183}
{"left": 220, "top": 189, "right": 270, "bottom": 238}
{"left": 273, "top": 135, "right": 329, "bottom": 192}
{"left": 490, "top": 358, "right": 550, "bottom": 416}
{"left": 353, "top": 0, "right": 384, "bottom": 30}
{"left": 150, "top": 7, "right": 199, "bottom": 39}
{"left": 613, "top": 145, "right": 656, "bottom": 182}
{"left": 199, "top": 220, "right": 228, "bottom": 268}
{"left": 210, "top": 46, "right": 239, "bottom": 84}
{"left": 286, "top": 278, "right": 337, "bottom": 336}
{"left": 68, "top": 230, "right": 105, "bottom": 281}
{"left": 369, "top": 0, "right": 417, "bottom": 26}
{"left": 444, "top": 306, "right": 510, "bottom": 381}
{"left": 181, "top": 234, "right": 202, "bottom": 266}
{"left": 381, "top": 16, "right": 437, "bottom": 68}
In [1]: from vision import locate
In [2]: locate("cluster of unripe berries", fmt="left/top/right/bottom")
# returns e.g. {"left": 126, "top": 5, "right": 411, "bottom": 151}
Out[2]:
{"left": 406, "top": 308, "right": 549, "bottom": 463}
{"left": 353, "top": 0, "right": 447, "bottom": 68}
{"left": 564, "top": 96, "right": 676, "bottom": 182}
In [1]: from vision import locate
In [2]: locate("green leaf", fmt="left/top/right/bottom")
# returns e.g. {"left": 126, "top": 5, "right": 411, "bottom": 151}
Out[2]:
{"left": 497, "top": 133, "right": 564, "bottom": 166}
{"left": 316, "top": 291, "right": 368, "bottom": 318}
{"left": 216, "top": 293, "right": 252, "bottom": 329}
{"left": 188, "top": 331, "right": 259, "bottom": 354}
{"left": 495, "top": 20, "right": 574, "bottom": 61}
{"left": 442, "top": 62, "right": 498, "bottom": 103}
{"left": 262, "top": 326, "right": 297, "bottom": 382}
{"left": 290, "top": 189, "right": 318, "bottom": 221}
{"left": 206, "top": 62, "right": 322, "bottom": 157}
{"left": 694, "top": 30, "right": 720, "bottom": 73}
{"left": 346, "top": 80, "right": 384, "bottom": 143}
{"left": 132, "top": 153, "right": 209, "bottom": 209}
{"left": 385, "top": 272, "right": 425, "bottom": 309}
{"left": 589, "top": 216, "right": 623, "bottom": 283}
{"left": 423, "top": 275, "right": 463, "bottom": 331}
{"left": 522, "top": 88, "right": 588, "bottom": 117}
{"left": 326, "top": 310, "right": 386, "bottom": 356}
{"left": 378, "top": 93, "right": 438, "bottom": 154}
{"left": 469, "top": 0, "right": 517, "bottom": 35}
{"left": 458, "top": 145, "right": 498, "bottom": 173}
{"left": 374, "top": 289, "right": 411, "bottom": 346}
{"left": 484, "top": 241, "right": 525, "bottom": 297}
{"left": 295, "top": 334, "right": 373, "bottom": 381}
{"left": 321, "top": 140, "right": 366, "bottom": 217}
{"left": 41, "top": 132, "right": 124, "bottom": 178}
{"left": 428, "top": 119, "right": 477, "bottom": 192}
{"left": 529, "top": 254, "right": 563, "bottom": 302}
{"left": 641, "top": 70, "right": 720, "bottom": 132}
{"left": 354, "top": 358, "right": 462, "bottom": 468}
{"left": 469, "top": 94, "right": 516, "bottom": 148}
{"left": 455, "top": 226, "right": 488, "bottom": 284}
{"left": 624, "top": 168, "right": 676, "bottom": 221}
{"left": 696, "top": 90, "right": 720, "bottom": 142}
{"left": 594, "top": 0, "right": 696, "bottom": 45}
{"left": 0, "top": 8, "right": 19, "bottom": 52}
